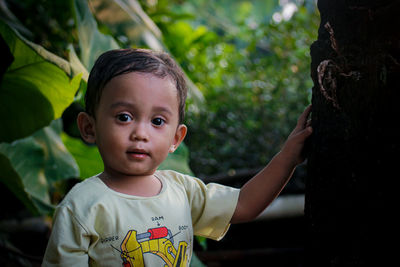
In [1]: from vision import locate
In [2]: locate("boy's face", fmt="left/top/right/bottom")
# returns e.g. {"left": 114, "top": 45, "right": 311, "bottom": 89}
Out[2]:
{"left": 86, "top": 72, "right": 186, "bottom": 179}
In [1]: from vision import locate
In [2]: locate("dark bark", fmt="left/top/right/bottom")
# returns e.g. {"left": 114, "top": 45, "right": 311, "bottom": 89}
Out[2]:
{"left": 306, "top": 0, "right": 400, "bottom": 266}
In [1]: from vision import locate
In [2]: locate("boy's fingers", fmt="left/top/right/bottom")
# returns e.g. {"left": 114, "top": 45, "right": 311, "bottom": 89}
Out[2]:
{"left": 296, "top": 126, "right": 313, "bottom": 140}
{"left": 289, "top": 105, "right": 312, "bottom": 137}
{"left": 303, "top": 105, "right": 312, "bottom": 119}
{"left": 297, "top": 105, "right": 312, "bottom": 128}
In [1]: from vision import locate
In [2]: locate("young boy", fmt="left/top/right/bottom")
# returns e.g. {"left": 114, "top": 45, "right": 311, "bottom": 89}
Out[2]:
{"left": 42, "top": 48, "right": 312, "bottom": 266}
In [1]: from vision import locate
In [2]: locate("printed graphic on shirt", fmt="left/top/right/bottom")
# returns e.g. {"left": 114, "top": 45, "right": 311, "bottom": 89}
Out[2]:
{"left": 116, "top": 226, "right": 188, "bottom": 267}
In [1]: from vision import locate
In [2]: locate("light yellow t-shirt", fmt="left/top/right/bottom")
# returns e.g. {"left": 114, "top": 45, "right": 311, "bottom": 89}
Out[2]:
{"left": 42, "top": 170, "right": 240, "bottom": 266}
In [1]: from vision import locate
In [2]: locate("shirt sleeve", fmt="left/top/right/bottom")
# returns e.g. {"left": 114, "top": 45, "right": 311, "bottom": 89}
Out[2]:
{"left": 42, "top": 205, "right": 90, "bottom": 266}
{"left": 184, "top": 176, "right": 240, "bottom": 241}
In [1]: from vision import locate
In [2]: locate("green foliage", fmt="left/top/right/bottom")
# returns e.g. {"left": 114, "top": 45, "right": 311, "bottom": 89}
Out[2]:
{"left": 87, "top": 0, "right": 205, "bottom": 107}
{"left": 0, "top": 0, "right": 194, "bottom": 216}
{"left": 0, "top": 1, "right": 318, "bottom": 265}
{"left": 0, "top": 120, "right": 79, "bottom": 215}
{"left": 159, "top": 143, "right": 193, "bottom": 176}
{"left": 0, "top": 0, "right": 318, "bottom": 212}
{"left": 0, "top": 20, "right": 81, "bottom": 142}
{"left": 73, "top": 0, "right": 120, "bottom": 70}
{"left": 61, "top": 132, "right": 104, "bottom": 179}
{"left": 0, "top": 0, "right": 77, "bottom": 57}
{"left": 142, "top": 0, "right": 319, "bottom": 176}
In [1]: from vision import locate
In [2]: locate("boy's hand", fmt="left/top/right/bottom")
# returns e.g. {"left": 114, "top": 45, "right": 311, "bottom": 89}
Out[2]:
{"left": 280, "top": 105, "right": 313, "bottom": 166}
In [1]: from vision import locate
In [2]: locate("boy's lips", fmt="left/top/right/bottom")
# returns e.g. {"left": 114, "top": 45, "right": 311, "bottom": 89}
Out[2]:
{"left": 126, "top": 148, "right": 150, "bottom": 159}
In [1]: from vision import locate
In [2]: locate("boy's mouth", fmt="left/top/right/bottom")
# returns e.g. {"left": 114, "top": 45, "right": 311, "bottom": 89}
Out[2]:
{"left": 127, "top": 149, "right": 149, "bottom": 159}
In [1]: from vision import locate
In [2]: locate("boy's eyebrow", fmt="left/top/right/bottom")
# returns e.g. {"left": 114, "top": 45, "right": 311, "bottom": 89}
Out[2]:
{"left": 110, "top": 101, "right": 134, "bottom": 109}
{"left": 153, "top": 106, "right": 173, "bottom": 116}
{"left": 110, "top": 101, "right": 173, "bottom": 115}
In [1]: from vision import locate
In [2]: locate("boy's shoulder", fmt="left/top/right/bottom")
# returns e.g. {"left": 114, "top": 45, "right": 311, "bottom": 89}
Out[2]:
{"left": 156, "top": 169, "right": 198, "bottom": 186}
{"left": 156, "top": 169, "right": 188, "bottom": 179}
{"left": 156, "top": 170, "right": 209, "bottom": 195}
{"left": 58, "top": 175, "right": 107, "bottom": 209}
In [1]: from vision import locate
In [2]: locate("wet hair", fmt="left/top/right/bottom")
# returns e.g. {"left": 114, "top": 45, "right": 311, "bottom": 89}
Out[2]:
{"left": 85, "top": 48, "right": 187, "bottom": 124}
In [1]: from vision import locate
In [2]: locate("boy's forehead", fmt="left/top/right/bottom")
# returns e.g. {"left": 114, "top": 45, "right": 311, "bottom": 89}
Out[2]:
{"left": 101, "top": 72, "right": 180, "bottom": 107}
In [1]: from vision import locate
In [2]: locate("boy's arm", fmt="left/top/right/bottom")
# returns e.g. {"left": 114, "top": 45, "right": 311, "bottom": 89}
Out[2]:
{"left": 231, "top": 105, "right": 312, "bottom": 224}
{"left": 42, "top": 206, "right": 90, "bottom": 266}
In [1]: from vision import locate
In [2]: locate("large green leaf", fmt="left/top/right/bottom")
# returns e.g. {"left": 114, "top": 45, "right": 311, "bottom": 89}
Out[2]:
{"left": 0, "top": 120, "right": 79, "bottom": 215}
{"left": 0, "top": 153, "right": 38, "bottom": 215}
{"left": 66, "top": 44, "right": 89, "bottom": 106}
{"left": 0, "top": 20, "right": 81, "bottom": 143}
{"left": 67, "top": 44, "right": 89, "bottom": 82}
{"left": 61, "top": 133, "right": 104, "bottom": 179}
{"left": 0, "top": 35, "right": 13, "bottom": 79}
{"left": 35, "top": 120, "right": 80, "bottom": 183}
{"left": 73, "top": 0, "right": 120, "bottom": 70}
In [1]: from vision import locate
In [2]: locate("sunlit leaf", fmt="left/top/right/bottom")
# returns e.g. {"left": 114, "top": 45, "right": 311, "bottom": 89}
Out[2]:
{"left": 67, "top": 44, "right": 89, "bottom": 105}
{"left": 68, "top": 44, "right": 89, "bottom": 82}
{"left": 0, "top": 20, "right": 81, "bottom": 142}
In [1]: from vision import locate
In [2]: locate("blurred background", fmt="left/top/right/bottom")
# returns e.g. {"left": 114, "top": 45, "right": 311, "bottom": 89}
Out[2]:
{"left": 0, "top": 0, "right": 319, "bottom": 266}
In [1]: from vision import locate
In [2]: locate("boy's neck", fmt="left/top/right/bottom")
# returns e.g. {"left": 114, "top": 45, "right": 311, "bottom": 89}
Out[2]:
{"left": 98, "top": 172, "right": 162, "bottom": 197}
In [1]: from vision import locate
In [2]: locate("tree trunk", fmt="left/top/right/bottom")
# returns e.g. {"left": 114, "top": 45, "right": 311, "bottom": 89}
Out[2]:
{"left": 306, "top": 0, "right": 400, "bottom": 266}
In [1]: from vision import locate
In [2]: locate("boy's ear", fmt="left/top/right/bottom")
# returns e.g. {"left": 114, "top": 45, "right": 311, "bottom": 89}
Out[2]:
{"left": 169, "top": 124, "right": 187, "bottom": 153}
{"left": 77, "top": 112, "right": 96, "bottom": 144}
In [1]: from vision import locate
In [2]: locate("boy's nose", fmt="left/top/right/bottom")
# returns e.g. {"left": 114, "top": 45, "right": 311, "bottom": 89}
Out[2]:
{"left": 130, "top": 122, "right": 149, "bottom": 141}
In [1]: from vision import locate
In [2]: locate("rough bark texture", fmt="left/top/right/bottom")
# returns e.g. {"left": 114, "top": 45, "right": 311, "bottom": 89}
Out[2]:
{"left": 306, "top": 0, "right": 400, "bottom": 266}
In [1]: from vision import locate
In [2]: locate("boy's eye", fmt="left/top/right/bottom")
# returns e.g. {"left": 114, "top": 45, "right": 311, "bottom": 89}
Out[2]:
{"left": 117, "top": 113, "right": 132, "bottom": 122}
{"left": 152, "top": 118, "right": 165, "bottom": 126}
